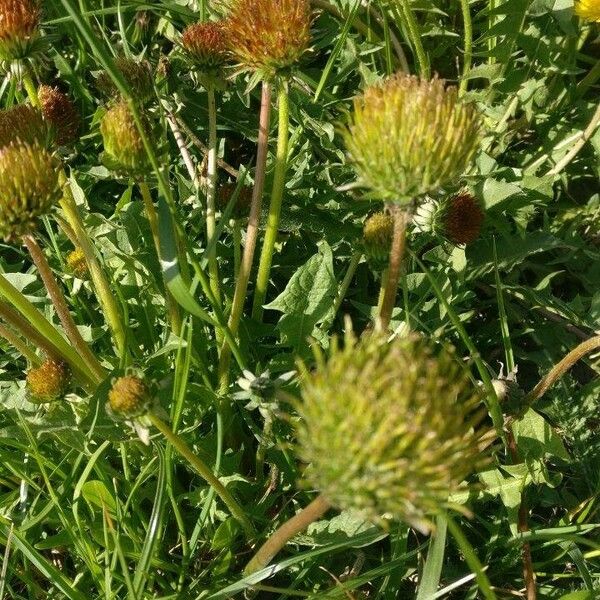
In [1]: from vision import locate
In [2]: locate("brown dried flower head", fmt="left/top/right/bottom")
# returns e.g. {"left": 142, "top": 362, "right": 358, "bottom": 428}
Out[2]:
{"left": 0, "top": 103, "right": 51, "bottom": 149}
{"left": 182, "top": 21, "right": 228, "bottom": 72}
{"left": 0, "top": 0, "right": 40, "bottom": 61}
{"left": 108, "top": 375, "right": 152, "bottom": 419}
{"left": 38, "top": 85, "right": 80, "bottom": 146}
{"left": 26, "top": 359, "right": 71, "bottom": 403}
{"left": 226, "top": 0, "right": 311, "bottom": 77}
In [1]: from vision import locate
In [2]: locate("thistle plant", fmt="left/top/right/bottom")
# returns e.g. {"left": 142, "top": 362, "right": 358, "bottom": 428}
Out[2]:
{"left": 414, "top": 191, "right": 485, "bottom": 246}
{"left": 66, "top": 247, "right": 88, "bottom": 279}
{"left": 0, "top": 142, "right": 61, "bottom": 241}
{"left": 26, "top": 358, "right": 71, "bottom": 403}
{"left": 0, "top": 103, "right": 51, "bottom": 148}
{"left": 0, "top": 0, "right": 40, "bottom": 62}
{"left": 38, "top": 85, "right": 80, "bottom": 146}
{"left": 343, "top": 74, "right": 482, "bottom": 330}
{"left": 246, "top": 330, "right": 489, "bottom": 573}
{"left": 181, "top": 21, "right": 228, "bottom": 75}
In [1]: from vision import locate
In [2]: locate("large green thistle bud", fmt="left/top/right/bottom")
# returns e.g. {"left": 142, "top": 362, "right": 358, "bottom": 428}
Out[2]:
{"left": 343, "top": 74, "right": 481, "bottom": 204}
{"left": 295, "top": 332, "right": 489, "bottom": 531}
{"left": 0, "top": 0, "right": 40, "bottom": 61}
{"left": 0, "top": 142, "right": 61, "bottom": 240}
{"left": 100, "top": 100, "right": 150, "bottom": 175}
{"left": 0, "top": 103, "right": 52, "bottom": 148}
{"left": 225, "top": 0, "right": 312, "bottom": 78}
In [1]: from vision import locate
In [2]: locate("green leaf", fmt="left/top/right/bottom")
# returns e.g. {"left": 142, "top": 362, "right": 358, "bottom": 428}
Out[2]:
{"left": 81, "top": 480, "right": 117, "bottom": 513}
{"left": 513, "top": 408, "right": 570, "bottom": 462}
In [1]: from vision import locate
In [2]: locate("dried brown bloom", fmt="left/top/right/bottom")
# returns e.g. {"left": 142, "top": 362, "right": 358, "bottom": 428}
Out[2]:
{"left": 0, "top": 0, "right": 39, "bottom": 61}
{"left": 443, "top": 192, "right": 484, "bottom": 246}
{"left": 182, "top": 21, "right": 228, "bottom": 71}
{"left": 38, "top": 85, "right": 80, "bottom": 146}
{"left": 225, "top": 0, "right": 311, "bottom": 77}
{"left": 26, "top": 359, "right": 71, "bottom": 403}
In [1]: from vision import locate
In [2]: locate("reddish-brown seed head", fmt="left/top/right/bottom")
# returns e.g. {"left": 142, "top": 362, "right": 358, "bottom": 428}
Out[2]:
{"left": 443, "top": 192, "right": 484, "bottom": 246}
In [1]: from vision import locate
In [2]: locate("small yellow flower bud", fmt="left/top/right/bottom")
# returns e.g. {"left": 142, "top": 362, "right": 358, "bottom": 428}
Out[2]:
{"left": 66, "top": 248, "right": 88, "bottom": 279}
{"left": 26, "top": 359, "right": 71, "bottom": 403}
{"left": 108, "top": 375, "right": 152, "bottom": 418}
{"left": 362, "top": 211, "right": 394, "bottom": 269}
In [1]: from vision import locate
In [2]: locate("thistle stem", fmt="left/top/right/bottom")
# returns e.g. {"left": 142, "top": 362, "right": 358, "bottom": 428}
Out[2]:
{"left": 459, "top": 0, "right": 473, "bottom": 96}
{"left": 148, "top": 412, "right": 255, "bottom": 539}
{"left": 244, "top": 494, "right": 330, "bottom": 574}
{"left": 217, "top": 81, "right": 272, "bottom": 387}
{"left": 206, "top": 86, "right": 221, "bottom": 305}
{"left": 0, "top": 321, "right": 40, "bottom": 364}
{"left": 233, "top": 220, "right": 242, "bottom": 283}
{"left": 397, "top": 0, "right": 430, "bottom": 78}
{"left": 0, "top": 275, "right": 95, "bottom": 388}
{"left": 22, "top": 73, "right": 40, "bottom": 108}
{"left": 377, "top": 207, "right": 409, "bottom": 332}
{"left": 139, "top": 182, "right": 182, "bottom": 335}
{"left": 252, "top": 81, "right": 290, "bottom": 321}
{"left": 59, "top": 174, "right": 128, "bottom": 357}
{"left": 329, "top": 252, "right": 362, "bottom": 326}
{"left": 22, "top": 234, "right": 106, "bottom": 384}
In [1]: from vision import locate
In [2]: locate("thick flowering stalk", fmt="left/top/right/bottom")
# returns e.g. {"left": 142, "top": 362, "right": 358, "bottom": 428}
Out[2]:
{"left": 575, "top": 0, "right": 600, "bottom": 21}
{"left": 246, "top": 331, "right": 489, "bottom": 573}
{"left": 413, "top": 191, "right": 485, "bottom": 246}
{"left": 343, "top": 74, "right": 481, "bottom": 330}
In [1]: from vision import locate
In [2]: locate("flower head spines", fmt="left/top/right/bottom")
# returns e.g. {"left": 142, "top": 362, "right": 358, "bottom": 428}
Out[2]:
{"left": 0, "top": 142, "right": 61, "bottom": 240}
{"left": 26, "top": 359, "right": 71, "bottom": 403}
{"left": 0, "top": 0, "right": 40, "bottom": 61}
{"left": 575, "top": 0, "right": 600, "bottom": 21}
{"left": 344, "top": 74, "right": 482, "bottom": 204}
{"left": 363, "top": 211, "right": 394, "bottom": 268}
{"left": 295, "top": 332, "right": 488, "bottom": 531}
{"left": 226, "top": 0, "right": 311, "bottom": 77}
{"left": 96, "top": 57, "right": 154, "bottom": 104}
{"left": 182, "top": 21, "right": 228, "bottom": 72}
{"left": 0, "top": 103, "right": 51, "bottom": 149}
{"left": 100, "top": 100, "right": 150, "bottom": 175}
{"left": 108, "top": 375, "right": 152, "bottom": 419}
{"left": 38, "top": 85, "right": 80, "bottom": 146}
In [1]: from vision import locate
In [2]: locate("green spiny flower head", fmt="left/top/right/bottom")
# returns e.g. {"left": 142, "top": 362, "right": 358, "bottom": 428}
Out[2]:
{"left": 0, "top": 142, "right": 61, "bottom": 241}
{"left": 107, "top": 375, "right": 152, "bottom": 419}
{"left": 225, "top": 0, "right": 312, "bottom": 79}
{"left": 26, "top": 359, "right": 71, "bottom": 403}
{"left": 0, "top": 103, "right": 52, "bottom": 149}
{"left": 96, "top": 57, "right": 155, "bottom": 104}
{"left": 295, "top": 331, "right": 489, "bottom": 531}
{"left": 100, "top": 100, "right": 150, "bottom": 175}
{"left": 181, "top": 21, "right": 228, "bottom": 73}
{"left": 362, "top": 211, "right": 394, "bottom": 269}
{"left": 0, "top": 0, "right": 40, "bottom": 61}
{"left": 343, "top": 74, "right": 482, "bottom": 204}
{"left": 413, "top": 191, "right": 485, "bottom": 246}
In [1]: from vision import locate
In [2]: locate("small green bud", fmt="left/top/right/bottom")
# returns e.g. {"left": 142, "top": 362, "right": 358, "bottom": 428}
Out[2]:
{"left": 108, "top": 375, "right": 152, "bottom": 419}
{"left": 38, "top": 85, "right": 80, "bottom": 146}
{"left": 96, "top": 58, "right": 154, "bottom": 104}
{"left": 0, "top": 142, "right": 61, "bottom": 241}
{"left": 26, "top": 359, "right": 71, "bottom": 403}
{"left": 362, "top": 211, "right": 394, "bottom": 269}
{"left": 100, "top": 101, "right": 150, "bottom": 175}
{"left": 0, "top": 0, "right": 40, "bottom": 61}
{"left": 0, "top": 103, "right": 52, "bottom": 149}
{"left": 295, "top": 331, "right": 489, "bottom": 531}
{"left": 66, "top": 247, "right": 88, "bottom": 279}
{"left": 343, "top": 74, "right": 481, "bottom": 204}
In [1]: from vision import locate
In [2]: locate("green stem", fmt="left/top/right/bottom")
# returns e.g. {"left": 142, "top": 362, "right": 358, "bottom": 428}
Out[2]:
{"left": 0, "top": 275, "right": 95, "bottom": 388}
{"left": 397, "top": 0, "right": 430, "bottom": 77}
{"left": 22, "top": 234, "right": 106, "bottom": 383}
{"left": 148, "top": 413, "right": 255, "bottom": 539}
{"left": 377, "top": 207, "right": 408, "bottom": 332}
{"left": 446, "top": 515, "right": 497, "bottom": 600}
{"left": 139, "top": 182, "right": 182, "bottom": 335}
{"left": 0, "top": 321, "right": 40, "bottom": 364}
{"left": 59, "top": 173, "right": 128, "bottom": 357}
{"left": 252, "top": 81, "right": 290, "bottom": 321}
{"left": 22, "top": 73, "right": 40, "bottom": 107}
{"left": 206, "top": 86, "right": 221, "bottom": 305}
{"left": 244, "top": 494, "right": 330, "bottom": 574}
{"left": 459, "top": 0, "right": 473, "bottom": 96}
{"left": 233, "top": 220, "right": 242, "bottom": 283}
{"left": 329, "top": 252, "right": 362, "bottom": 326}
{"left": 218, "top": 81, "right": 272, "bottom": 388}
